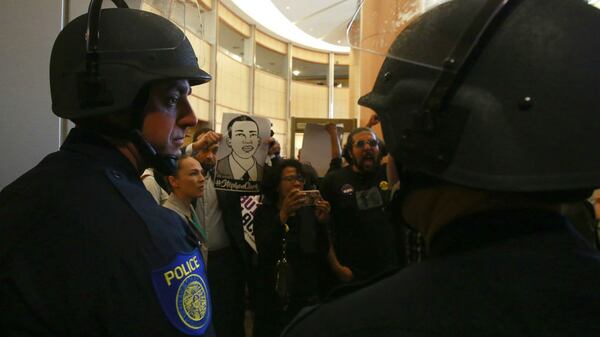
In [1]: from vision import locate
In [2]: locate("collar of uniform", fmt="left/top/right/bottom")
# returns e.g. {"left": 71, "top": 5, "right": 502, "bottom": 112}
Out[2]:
{"left": 60, "top": 127, "right": 139, "bottom": 179}
{"left": 428, "top": 209, "right": 567, "bottom": 258}
{"left": 164, "top": 193, "right": 193, "bottom": 220}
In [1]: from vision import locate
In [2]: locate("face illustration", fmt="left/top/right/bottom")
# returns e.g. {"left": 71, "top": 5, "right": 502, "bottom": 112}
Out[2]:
{"left": 226, "top": 120, "right": 261, "bottom": 159}
{"left": 351, "top": 131, "right": 380, "bottom": 172}
{"left": 142, "top": 79, "right": 197, "bottom": 156}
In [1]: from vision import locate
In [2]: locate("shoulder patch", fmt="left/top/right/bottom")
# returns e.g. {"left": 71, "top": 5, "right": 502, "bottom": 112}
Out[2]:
{"left": 152, "top": 248, "right": 212, "bottom": 335}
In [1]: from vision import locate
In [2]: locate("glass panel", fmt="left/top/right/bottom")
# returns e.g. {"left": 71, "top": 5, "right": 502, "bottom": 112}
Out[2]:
{"left": 256, "top": 44, "right": 288, "bottom": 79}
{"left": 218, "top": 19, "right": 247, "bottom": 62}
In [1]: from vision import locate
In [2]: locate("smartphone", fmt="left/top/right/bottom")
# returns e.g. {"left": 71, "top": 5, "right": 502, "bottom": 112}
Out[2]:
{"left": 301, "top": 190, "right": 321, "bottom": 206}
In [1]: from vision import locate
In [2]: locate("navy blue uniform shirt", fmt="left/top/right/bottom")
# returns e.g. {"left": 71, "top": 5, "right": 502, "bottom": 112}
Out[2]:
{"left": 282, "top": 209, "right": 600, "bottom": 337}
{"left": 0, "top": 128, "right": 215, "bottom": 337}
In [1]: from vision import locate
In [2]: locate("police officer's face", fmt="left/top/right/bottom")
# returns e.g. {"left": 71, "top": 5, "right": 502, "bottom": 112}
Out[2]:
{"left": 227, "top": 121, "right": 260, "bottom": 159}
{"left": 172, "top": 157, "right": 205, "bottom": 199}
{"left": 142, "top": 79, "right": 197, "bottom": 156}
{"left": 351, "top": 131, "right": 379, "bottom": 172}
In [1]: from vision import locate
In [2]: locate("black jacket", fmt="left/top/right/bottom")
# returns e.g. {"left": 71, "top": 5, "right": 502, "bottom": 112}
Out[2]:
{"left": 0, "top": 128, "right": 215, "bottom": 337}
{"left": 282, "top": 209, "right": 600, "bottom": 337}
{"left": 253, "top": 202, "right": 329, "bottom": 337}
{"left": 320, "top": 165, "right": 399, "bottom": 281}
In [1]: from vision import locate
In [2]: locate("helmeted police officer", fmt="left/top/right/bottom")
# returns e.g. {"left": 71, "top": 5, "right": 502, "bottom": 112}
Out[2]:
{"left": 282, "top": 0, "right": 600, "bottom": 336}
{"left": 0, "top": 1, "right": 215, "bottom": 336}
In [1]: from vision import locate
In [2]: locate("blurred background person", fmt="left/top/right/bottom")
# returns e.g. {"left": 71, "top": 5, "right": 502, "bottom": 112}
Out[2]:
{"left": 253, "top": 159, "right": 342, "bottom": 337}
{"left": 187, "top": 128, "right": 252, "bottom": 337}
{"left": 321, "top": 127, "right": 402, "bottom": 284}
{"left": 141, "top": 167, "right": 170, "bottom": 205}
{"left": 164, "top": 155, "right": 207, "bottom": 260}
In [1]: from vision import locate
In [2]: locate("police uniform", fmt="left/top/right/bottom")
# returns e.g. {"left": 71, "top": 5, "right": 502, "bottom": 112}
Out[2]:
{"left": 320, "top": 165, "right": 401, "bottom": 281}
{"left": 282, "top": 209, "right": 600, "bottom": 337}
{"left": 0, "top": 128, "right": 215, "bottom": 337}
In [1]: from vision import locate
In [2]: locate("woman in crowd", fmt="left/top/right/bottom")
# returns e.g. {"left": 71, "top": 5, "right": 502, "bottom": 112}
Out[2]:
{"left": 163, "top": 155, "right": 208, "bottom": 261}
{"left": 253, "top": 159, "right": 342, "bottom": 337}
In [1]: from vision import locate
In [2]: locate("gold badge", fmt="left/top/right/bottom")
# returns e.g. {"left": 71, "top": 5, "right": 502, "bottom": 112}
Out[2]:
{"left": 379, "top": 181, "right": 389, "bottom": 191}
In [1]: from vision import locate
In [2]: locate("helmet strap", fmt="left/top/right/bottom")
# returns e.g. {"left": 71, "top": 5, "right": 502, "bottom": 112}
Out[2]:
{"left": 129, "top": 130, "right": 178, "bottom": 176}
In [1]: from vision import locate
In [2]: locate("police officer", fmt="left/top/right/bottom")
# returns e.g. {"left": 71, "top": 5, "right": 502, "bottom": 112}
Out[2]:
{"left": 282, "top": 0, "right": 600, "bottom": 336}
{"left": 0, "top": 1, "right": 215, "bottom": 336}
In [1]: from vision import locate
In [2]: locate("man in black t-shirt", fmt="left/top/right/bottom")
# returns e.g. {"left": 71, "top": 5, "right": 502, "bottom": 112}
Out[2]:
{"left": 320, "top": 127, "right": 401, "bottom": 282}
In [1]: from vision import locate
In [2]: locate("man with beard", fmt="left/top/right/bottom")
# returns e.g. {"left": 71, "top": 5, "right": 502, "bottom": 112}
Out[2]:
{"left": 319, "top": 127, "right": 402, "bottom": 284}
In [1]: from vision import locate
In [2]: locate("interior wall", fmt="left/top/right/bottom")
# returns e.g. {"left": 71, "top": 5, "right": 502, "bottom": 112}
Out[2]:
{"left": 290, "top": 81, "right": 328, "bottom": 118}
{"left": 0, "top": 0, "right": 354, "bottom": 190}
{"left": 0, "top": 1, "right": 64, "bottom": 189}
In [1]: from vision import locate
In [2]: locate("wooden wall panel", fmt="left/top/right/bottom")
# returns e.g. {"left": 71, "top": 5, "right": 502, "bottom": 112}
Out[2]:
{"left": 292, "top": 46, "right": 329, "bottom": 64}
{"left": 334, "top": 87, "right": 350, "bottom": 119}
{"left": 256, "top": 30, "right": 288, "bottom": 55}
{"left": 290, "top": 81, "right": 328, "bottom": 118}
{"left": 334, "top": 54, "right": 350, "bottom": 66}
{"left": 218, "top": 3, "right": 250, "bottom": 37}
{"left": 216, "top": 51, "right": 250, "bottom": 112}
{"left": 254, "top": 69, "right": 286, "bottom": 119}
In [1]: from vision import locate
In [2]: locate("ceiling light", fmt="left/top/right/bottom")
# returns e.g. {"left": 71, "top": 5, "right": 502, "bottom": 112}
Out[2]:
{"left": 229, "top": 0, "right": 350, "bottom": 53}
{"left": 285, "top": 6, "right": 291, "bottom": 10}
{"left": 292, "top": 70, "right": 301, "bottom": 76}
{"left": 337, "top": 40, "right": 342, "bottom": 44}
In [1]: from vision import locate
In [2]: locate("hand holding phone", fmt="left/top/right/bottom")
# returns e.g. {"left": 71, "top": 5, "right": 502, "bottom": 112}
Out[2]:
{"left": 300, "top": 190, "right": 321, "bottom": 207}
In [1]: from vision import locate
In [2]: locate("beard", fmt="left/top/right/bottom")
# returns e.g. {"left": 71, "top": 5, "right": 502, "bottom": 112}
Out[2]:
{"left": 356, "top": 152, "right": 378, "bottom": 172}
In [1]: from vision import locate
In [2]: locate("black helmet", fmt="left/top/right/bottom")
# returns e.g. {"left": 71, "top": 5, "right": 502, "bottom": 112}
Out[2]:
{"left": 50, "top": 5, "right": 211, "bottom": 120}
{"left": 359, "top": 0, "right": 600, "bottom": 192}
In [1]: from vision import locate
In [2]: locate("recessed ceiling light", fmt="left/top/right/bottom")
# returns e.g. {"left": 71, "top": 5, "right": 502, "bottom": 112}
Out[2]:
{"left": 292, "top": 70, "right": 301, "bottom": 76}
{"left": 285, "top": 6, "right": 291, "bottom": 10}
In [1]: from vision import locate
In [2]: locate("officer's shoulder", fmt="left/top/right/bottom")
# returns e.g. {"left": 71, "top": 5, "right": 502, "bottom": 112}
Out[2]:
{"left": 326, "top": 267, "right": 401, "bottom": 300}
{"left": 282, "top": 267, "right": 402, "bottom": 336}
{"left": 1, "top": 151, "right": 76, "bottom": 200}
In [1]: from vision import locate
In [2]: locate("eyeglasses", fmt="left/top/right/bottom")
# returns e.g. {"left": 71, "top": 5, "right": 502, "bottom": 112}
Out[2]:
{"left": 354, "top": 139, "right": 378, "bottom": 149}
{"left": 281, "top": 175, "right": 305, "bottom": 183}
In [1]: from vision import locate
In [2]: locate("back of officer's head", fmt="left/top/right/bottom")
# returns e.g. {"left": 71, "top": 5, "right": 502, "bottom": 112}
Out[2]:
{"left": 361, "top": 0, "right": 600, "bottom": 204}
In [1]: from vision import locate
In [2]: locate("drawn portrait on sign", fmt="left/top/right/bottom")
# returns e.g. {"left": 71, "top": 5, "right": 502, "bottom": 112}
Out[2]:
{"left": 214, "top": 113, "right": 270, "bottom": 192}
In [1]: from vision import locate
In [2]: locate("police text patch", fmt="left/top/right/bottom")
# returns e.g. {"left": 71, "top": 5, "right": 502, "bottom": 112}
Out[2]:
{"left": 152, "top": 248, "right": 212, "bottom": 335}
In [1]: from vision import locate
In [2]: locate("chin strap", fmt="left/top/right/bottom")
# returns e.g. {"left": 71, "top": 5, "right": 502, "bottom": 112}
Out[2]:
{"left": 129, "top": 130, "right": 178, "bottom": 176}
